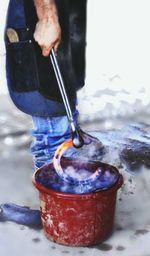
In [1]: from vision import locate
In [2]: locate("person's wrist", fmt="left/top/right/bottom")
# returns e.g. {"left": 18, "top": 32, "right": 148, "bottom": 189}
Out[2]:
{"left": 40, "top": 4, "right": 58, "bottom": 21}
{"left": 39, "top": 13, "right": 59, "bottom": 24}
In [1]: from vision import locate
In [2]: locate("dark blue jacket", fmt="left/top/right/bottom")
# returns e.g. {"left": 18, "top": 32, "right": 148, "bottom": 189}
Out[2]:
{"left": 5, "top": 0, "right": 87, "bottom": 116}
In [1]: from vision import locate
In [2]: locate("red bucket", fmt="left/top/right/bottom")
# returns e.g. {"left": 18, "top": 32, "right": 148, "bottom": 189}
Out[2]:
{"left": 32, "top": 160, "right": 123, "bottom": 246}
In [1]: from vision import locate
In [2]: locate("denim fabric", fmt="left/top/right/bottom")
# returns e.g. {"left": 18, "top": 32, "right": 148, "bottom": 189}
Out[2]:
{"left": 31, "top": 109, "right": 79, "bottom": 168}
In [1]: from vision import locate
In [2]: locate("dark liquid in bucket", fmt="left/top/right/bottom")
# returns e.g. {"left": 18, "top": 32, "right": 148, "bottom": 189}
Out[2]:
{"left": 36, "top": 160, "right": 119, "bottom": 194}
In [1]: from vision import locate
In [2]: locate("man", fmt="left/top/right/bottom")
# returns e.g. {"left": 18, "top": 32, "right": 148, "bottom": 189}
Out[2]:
{"left": 5, "top": 0, "right": 104, "bottom": 168}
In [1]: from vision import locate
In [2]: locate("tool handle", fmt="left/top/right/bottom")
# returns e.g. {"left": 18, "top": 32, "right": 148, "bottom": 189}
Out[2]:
{"left": 50, "top": 48, "right": 84, "bottom": 148}
{"left": 50, "top": 49, "right": 75, "bottom": 131}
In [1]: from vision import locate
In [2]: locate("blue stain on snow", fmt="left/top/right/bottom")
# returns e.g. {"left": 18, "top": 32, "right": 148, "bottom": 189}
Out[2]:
{"left": 0, "top": 203, "right": 42, "bottom": 229}
{"left": 91, "top": 123, "right": 150, "bottom": 173}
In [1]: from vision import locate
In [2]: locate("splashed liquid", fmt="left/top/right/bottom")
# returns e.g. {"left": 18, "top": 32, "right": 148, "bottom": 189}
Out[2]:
{"left": 0, "top": 203, "right": 42, "bottom": 228}
{"left": 90, "top": 123, "right": 150, "bottom": 174}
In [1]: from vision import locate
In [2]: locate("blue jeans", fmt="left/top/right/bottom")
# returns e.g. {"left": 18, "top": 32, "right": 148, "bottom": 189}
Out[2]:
{"left": 31, "top": 109, "right": 79, "bottom": 168}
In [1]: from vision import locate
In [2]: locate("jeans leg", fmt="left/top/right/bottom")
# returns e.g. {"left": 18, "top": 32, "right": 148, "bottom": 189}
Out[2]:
{"left": 30, "top": 109, "right": 80, "bottom": 168}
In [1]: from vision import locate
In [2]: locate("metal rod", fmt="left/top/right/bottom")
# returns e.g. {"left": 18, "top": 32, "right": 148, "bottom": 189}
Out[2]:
{"left": 50, "top": 49, "right": 76, "bottom": 132}
{"left": 50, "top": 48, "right": 84, "bottom": 148}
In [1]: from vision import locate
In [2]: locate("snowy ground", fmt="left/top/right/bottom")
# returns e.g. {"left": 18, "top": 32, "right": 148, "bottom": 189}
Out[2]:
{"left": 0, "top": 95, "right": 150, "bottom": 256}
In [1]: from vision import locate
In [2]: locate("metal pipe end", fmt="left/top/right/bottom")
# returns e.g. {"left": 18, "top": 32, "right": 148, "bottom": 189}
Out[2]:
{"left": 72, "top": 131, "right": 84, "bottom": 148}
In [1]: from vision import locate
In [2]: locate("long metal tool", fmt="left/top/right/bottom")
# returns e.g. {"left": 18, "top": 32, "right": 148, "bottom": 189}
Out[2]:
{"left": 50, "top": 48, "right": 84, "bottom": 148}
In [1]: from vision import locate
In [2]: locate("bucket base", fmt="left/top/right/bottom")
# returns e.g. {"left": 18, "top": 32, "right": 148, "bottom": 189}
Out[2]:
{"left": 44, "top": 228, "right": 114, "bottom": 247}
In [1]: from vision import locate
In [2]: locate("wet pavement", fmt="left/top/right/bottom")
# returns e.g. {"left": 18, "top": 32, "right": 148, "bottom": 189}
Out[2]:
{"left": 0, "top": 95, "right": 150, "bottom": 256}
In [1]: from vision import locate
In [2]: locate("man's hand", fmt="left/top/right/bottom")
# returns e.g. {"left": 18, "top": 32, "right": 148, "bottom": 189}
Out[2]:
{"left": 34, "top": 0, "right": 61, "bottom": 56}
{"left": 34, "top": 17, "right": 61, "bottom": 56}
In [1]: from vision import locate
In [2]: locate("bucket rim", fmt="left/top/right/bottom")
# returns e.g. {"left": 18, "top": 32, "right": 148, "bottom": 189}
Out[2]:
{"left": 32, "top": 161, "right": 123, "bottom": 198}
